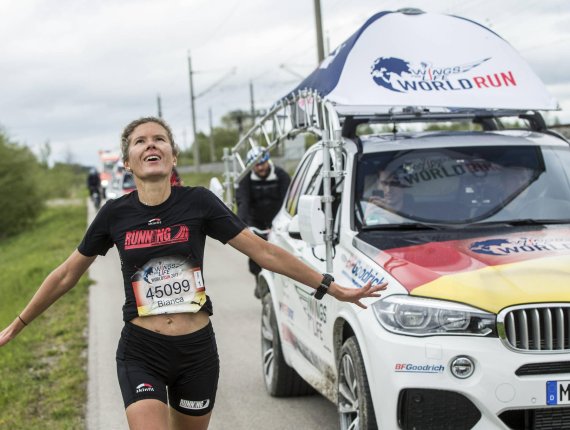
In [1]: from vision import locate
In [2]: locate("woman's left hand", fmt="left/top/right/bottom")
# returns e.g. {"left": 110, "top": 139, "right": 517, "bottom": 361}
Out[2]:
{"left": 329, "top": 280, "right": 388, "bottom": 309}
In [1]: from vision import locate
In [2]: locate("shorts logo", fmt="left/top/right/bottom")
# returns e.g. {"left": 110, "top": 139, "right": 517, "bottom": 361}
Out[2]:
{"left": 135, "top": 383, "right": 155, "bottom": 393}
{"left": 179, "top": 399, "right": 210, "bottom": 410}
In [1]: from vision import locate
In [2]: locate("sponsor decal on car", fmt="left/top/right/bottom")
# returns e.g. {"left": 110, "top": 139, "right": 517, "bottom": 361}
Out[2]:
{"left": 394, "top": 363, "right": 445, "bottom": 373}
{"left": 295, "top": 286, "right": 328, "bottom": 342}
{"left": 342, "top": 254, "right": 385, "bottom": 288}
{"left": 279, "top": 301, "right": 294, "bottom": 320}
{"left": 370, "top": 56, "right": 517, "bottom": 94}
{"left": 469, "top": 237, "right": 570, "bottom": 256}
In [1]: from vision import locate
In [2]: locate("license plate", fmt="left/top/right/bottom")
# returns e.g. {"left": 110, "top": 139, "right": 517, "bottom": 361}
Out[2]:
{"left": 547, "top": 380, "right": 570, "bottom": 405}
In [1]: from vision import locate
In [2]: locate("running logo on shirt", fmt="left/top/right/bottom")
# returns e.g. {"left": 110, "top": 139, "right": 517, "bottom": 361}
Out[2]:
{"left": 124, "top": 224, "right": 189, "bottom": 250}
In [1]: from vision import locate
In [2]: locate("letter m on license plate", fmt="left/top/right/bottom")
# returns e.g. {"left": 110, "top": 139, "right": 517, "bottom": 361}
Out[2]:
{"left": 547, "top": 380, "right": 570, "bottom": 405}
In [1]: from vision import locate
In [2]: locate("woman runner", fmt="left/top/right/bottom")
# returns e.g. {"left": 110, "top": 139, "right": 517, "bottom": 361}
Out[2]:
{"left": 0, "top": 116, "right": 387, "bottom": 430}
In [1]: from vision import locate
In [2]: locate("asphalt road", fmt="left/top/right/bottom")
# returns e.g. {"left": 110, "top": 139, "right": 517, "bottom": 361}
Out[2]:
{"left": 85, "top": 199, "right": 338, "bottom": 430}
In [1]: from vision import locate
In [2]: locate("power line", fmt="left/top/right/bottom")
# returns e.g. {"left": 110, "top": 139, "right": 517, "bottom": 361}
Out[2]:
{"left": 192, "top": 0, "right": 241, "bottom": 50}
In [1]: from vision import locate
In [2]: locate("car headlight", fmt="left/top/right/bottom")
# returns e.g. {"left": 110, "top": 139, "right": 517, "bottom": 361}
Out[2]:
{"left": 372, "top": 295, "right": 496, "bottom": 337}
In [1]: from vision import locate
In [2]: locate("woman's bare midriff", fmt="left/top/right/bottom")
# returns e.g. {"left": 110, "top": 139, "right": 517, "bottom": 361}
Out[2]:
{"left": 131, "top": 311, "right": 210, "bottom": 336}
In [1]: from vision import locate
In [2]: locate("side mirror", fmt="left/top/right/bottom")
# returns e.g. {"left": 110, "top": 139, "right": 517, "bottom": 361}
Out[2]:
{"left": 288, "top": 215, "right": 302, "bottom": 240}
{"left": 298, "top": 195, "right": 325, "bottom": 246}
{"left": 209, "top": 177, "right": 224, "bottom": 201}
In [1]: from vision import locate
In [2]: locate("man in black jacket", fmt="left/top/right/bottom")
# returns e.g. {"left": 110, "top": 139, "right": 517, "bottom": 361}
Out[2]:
{"left": 236, "top": 147, "right": 291, "bottom": 297}
{"left": 87, "top": 168, "right": 102, "bottom": 208}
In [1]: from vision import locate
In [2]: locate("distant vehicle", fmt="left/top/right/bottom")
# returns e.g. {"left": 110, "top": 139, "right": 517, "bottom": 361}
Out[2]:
{"left": 112, "top": 160, "right": 126, "bottom": 179}
{"left": 106, "top": 171, "right": 136, "bottom": 199}
{"left": 98, "top": 150, "right": 121, "bottom": 197}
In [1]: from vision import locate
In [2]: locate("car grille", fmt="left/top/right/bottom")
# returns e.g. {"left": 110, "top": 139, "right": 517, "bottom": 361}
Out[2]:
{"left": 499, "top": 407, "right": 570, "bottom": 429}
{"left": 498, "top": 305, "right": 570, "bottom": 353}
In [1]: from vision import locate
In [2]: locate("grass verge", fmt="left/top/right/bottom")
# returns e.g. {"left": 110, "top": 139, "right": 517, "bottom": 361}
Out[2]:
{"left": 179, "top": 170, "right": 218, "bottom": 188}
{"left": 0, "top": 204, "right": 89, "bottom": 429}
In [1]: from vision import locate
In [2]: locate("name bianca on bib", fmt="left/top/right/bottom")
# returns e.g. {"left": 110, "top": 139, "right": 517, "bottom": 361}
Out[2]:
{"left": 131, "top": 256, "right": 206, "bottom": 316}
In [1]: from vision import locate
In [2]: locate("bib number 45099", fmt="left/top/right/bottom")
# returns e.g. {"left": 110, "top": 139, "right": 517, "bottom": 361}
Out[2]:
{"left": 547, "top": 380, "right": 570, "bottom": 405}
{"left": 146, "top": 280, "right": 191, "bottom": 300}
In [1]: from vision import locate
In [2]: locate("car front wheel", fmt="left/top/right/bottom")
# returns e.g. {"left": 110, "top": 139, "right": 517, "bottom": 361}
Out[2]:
{"left": 261, "top": 292, "right": 314, "bottom": 397}
{"left": 338, "top": 336, "right": 377, "bottom": 430}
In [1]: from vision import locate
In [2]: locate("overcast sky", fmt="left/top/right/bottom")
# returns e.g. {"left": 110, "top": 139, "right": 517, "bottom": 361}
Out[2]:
{"left": 1, "top": 0, "right": 569, "bottom": 167}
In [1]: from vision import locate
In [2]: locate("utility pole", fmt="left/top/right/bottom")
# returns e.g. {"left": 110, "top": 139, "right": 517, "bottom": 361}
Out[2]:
{"left": 208, "top": 108, "right": 216, "bottom": 162}
{"left": 313, "top": 0, "right": 325, "bottom": 63}
{"left": 249, "top": 81, "right": 256, "bottom": 122}
{"left": 157, "top": 94, "right": 162, "bottom": 118}
{"left": 187, "top": 51, "right": 200, "bottom": 172}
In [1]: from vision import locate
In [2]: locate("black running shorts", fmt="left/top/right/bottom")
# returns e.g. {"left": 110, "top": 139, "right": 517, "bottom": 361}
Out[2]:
{"left": 116, "top": 320, "right": 219, "bottom": 416}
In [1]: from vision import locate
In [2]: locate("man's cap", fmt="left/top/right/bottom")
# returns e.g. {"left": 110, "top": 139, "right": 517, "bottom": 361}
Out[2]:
{"left": 246, "top": 147, "right": 270, "bottom": 165}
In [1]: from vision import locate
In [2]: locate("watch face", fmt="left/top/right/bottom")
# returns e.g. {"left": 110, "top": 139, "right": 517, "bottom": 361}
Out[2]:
{"left": 322, "top": 274, "right": 334, "bottom": 287}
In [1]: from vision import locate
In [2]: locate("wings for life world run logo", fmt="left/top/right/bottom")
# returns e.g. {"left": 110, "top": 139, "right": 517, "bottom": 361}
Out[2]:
{"left": 370, "top": 56, "right": 517, "bottom": 93}
{"left": 469, "top": 237, "right": 570, "bottom": 256}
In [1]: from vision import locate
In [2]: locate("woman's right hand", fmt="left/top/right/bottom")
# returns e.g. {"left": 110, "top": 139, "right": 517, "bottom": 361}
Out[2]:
{"left": 0, "top": 318, "right": 25, "bottom": 347}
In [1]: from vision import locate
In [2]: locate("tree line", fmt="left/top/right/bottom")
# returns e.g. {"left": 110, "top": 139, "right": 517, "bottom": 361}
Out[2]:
{"left": 0, "top": 130, "right": 85, "bottom": 238}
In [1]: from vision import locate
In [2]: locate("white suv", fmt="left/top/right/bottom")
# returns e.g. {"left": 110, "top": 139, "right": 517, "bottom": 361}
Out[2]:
{"left": 219, "top": 8, "right": 567, "bottom": 429}
{"left": 258, "top": 122, "right": 570, "bottom": 429}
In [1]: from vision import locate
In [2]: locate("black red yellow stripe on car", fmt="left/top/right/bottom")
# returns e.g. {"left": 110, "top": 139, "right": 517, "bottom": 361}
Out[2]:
{"left": 369, "top": 228, "right": 570, "bottom": 313}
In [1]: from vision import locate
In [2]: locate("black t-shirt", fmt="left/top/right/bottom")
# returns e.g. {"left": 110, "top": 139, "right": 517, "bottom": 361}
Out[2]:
{"left": 78, "top": 186, "right": 246, "bottom": 321}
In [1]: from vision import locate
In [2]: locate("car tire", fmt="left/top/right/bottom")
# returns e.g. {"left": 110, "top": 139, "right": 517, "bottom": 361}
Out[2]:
{"left": 261, "top": 293, "right": 314, "bottom": 397}
{"left": 338, "top": 336, "right": 377, "bottom": 430}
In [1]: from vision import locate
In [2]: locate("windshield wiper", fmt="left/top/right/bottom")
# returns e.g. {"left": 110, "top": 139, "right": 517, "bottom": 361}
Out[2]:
{"left": 362, "top": 222, "right": 445, "bottom": 231}
{"left": 465, "top": 219, "right": 570, "bottom": 228}
{"left": 507, "top": 218, "right": 570, "bottom": 226}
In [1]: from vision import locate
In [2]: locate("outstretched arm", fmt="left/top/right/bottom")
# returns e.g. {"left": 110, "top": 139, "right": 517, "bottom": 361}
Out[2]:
{"left": 228, "top": 229, "right": 387, "bottom": 308}
{"left": 0, "top": 250, "right": 97, "bottom": 347}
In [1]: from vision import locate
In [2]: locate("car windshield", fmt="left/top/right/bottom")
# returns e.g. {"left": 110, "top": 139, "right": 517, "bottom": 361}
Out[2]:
{"left": 355, "top": 144, "right": 570, "bottom": 227}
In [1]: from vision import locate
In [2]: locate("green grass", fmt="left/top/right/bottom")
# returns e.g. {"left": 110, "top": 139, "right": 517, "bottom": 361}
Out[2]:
{"left": 0, "top": 205, "right": 89, "bottom": 429}
{"left": 179, "top": 170, "right": 218, "bottom": 188}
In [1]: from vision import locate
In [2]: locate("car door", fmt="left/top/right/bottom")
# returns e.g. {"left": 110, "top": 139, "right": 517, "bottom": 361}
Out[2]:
{"left": 272, "top": 147, "right": 335, "bottom": 374}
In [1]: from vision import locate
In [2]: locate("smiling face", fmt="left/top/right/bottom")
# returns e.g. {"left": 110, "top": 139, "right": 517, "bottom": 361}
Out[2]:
{"left": 123, "top": 121, "right": 177, "bottom": 181}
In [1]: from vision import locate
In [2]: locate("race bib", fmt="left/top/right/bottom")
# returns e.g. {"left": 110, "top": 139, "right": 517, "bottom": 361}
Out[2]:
{"left": 131, "top": 256, "right": 206, "bottom": 317}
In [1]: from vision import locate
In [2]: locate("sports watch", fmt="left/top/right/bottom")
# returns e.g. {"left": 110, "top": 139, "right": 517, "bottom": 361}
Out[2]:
{"left": 313, "top": 273, "right": 334, "bottom": 300}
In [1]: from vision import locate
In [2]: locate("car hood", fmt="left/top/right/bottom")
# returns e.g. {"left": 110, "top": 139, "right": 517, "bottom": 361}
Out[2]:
{"left": 356, "top": 226, "right": 570, "bottom": 313}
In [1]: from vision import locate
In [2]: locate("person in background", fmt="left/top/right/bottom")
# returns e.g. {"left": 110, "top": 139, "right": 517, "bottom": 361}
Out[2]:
{"left": 364, "top": 170, "right": 408, "bottom": 225}
{"left": 87, "top": 167, "right": 102, "bottom": 193}
{"left": 0, "top": 116, "right": 387, "bottom": 430}
{"left": 236, "top": 147, "right": 291, "bottom": 298}
{"left": 87, "top": 167, "right": 102, "bottom": 208}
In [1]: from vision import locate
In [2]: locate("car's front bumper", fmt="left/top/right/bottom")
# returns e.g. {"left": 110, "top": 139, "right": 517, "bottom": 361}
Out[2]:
{"left": 358, "top": 310, "right": 570, "bottom": 429}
